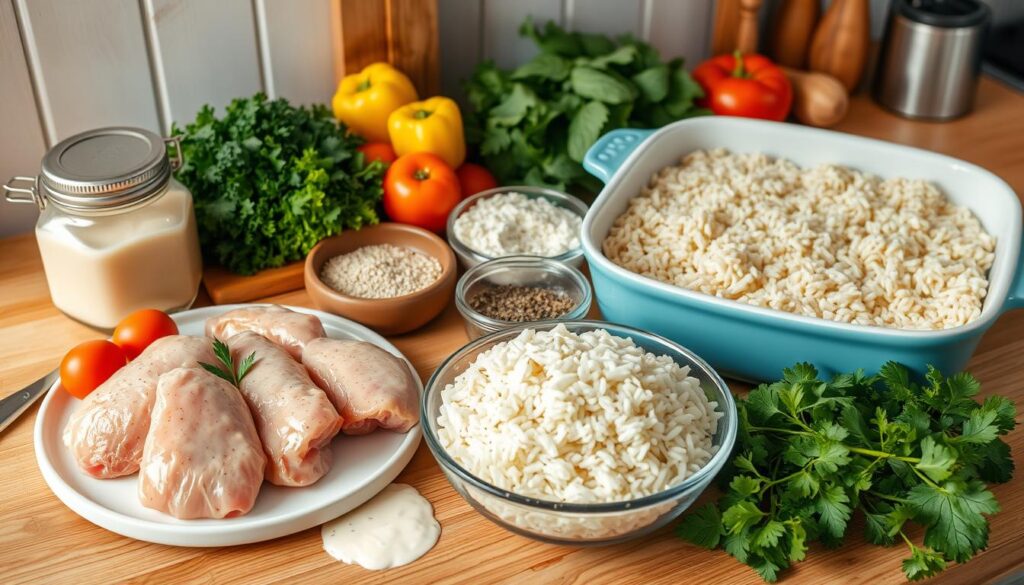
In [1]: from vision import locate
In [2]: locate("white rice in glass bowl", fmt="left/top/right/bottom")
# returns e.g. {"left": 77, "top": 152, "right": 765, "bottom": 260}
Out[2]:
{"left": 436, "top": 324, "right": 722, "bottom": 506}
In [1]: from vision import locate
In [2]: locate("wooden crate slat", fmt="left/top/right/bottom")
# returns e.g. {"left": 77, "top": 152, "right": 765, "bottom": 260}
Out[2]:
{"left": 389, "top": 0, "right": 440, "bottom": 96}
{"left": 337, "top": 0, "right": 390, "bottom": 78}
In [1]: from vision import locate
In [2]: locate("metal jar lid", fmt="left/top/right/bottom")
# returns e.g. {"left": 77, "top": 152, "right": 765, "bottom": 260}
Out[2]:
{"left": 894, "top": 0, "right": 990, "bottom": 29}
{"left": 4, "top": 126, "right": 182, "bottom": 212}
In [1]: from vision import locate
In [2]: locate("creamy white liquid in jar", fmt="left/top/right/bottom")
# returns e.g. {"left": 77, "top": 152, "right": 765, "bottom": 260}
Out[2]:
{"left": 321, "top": 483, "right": 440, "bottom": 570}
{"left": 36, "top": 181, "right": 201, "bottom": 329}
{"left": 17, "top": 128, "right": 203, "bottom": 330}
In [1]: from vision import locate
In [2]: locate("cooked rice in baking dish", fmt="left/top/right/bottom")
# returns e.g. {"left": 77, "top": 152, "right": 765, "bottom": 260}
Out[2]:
{"left": 602, "top": 149, "right": 996, "bottom": 330}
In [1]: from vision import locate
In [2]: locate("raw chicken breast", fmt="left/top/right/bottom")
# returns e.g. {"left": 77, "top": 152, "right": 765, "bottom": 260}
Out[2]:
{"left": 206, "top": 305, "right": 325, "bottom": 360}
{"left": 62, "top": 335, "right": 216, "bottom": 478}
{"left": 302, "top": 338, "right": 419, "bottom": 435}
{"left": 139, "top": 368, "right": 265, "bottom": 519}
{"left": 230, "top": 331, "right": 342, "bottom": 486}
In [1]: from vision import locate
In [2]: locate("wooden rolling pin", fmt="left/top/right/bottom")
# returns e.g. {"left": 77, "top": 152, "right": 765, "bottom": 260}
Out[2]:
{"left": 770, "top": 0, "right": 820, "bottom": 68}
{"left": 782, "top": 67, "right": 849, "bottom": 127}
{"left": 808, "top": 0, "right": 870, "bottom": 92}
{"left": 712, "top": 0, "right": 741, "bottom": 55}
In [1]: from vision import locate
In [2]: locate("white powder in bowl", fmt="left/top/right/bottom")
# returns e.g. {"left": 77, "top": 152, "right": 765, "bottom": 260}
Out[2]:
{"left": 453, "top": 192, "right": 582, "bottom": 257}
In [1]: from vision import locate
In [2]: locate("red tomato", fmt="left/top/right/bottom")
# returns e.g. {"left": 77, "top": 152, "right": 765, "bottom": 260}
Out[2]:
{"left": 357, "top": 142, "right": 397, "bottom": 166}
{"left": 692, "top": 53, "right": 792, "bottom": 121}
{"left": 383, "top": 152, "right": 462, "bottom": 232}
{"left": 60, "top": 340, "right": 127, "bottom": 399}
{"left": 112, "top": 309, "right": 179, "bottom": 360}
{"left": 455, "top": 163, "right": 498, "bottom": 198}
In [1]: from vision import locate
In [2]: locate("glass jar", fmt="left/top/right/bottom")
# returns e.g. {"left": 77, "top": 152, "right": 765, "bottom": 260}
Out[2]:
{"left": 4, "top": 127, "right": 202, "bottom": 330}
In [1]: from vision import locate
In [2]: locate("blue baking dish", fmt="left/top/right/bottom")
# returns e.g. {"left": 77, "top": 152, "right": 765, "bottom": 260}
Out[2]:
{"left": 581, "top": 117, "right": 1024, "bottom": 382}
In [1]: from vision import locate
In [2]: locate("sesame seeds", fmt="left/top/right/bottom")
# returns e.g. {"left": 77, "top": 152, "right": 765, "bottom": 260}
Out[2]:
{"left": 319, "top": 244, "right": 441, "bottom": 299}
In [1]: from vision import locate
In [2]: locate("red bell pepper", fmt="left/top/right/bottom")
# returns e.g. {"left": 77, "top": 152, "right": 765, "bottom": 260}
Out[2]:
{"left": 693, "top": 52, "right": 793, "bottom": 122}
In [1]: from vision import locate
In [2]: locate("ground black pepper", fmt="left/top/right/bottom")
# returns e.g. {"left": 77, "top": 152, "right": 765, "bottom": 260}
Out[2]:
{"left": 468, "top": 284, "right": 576, "bottom": 322}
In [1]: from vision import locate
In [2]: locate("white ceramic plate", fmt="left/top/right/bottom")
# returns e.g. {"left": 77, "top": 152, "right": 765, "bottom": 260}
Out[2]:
{"left": 34, "top": 304, "right": 422, "bottom": 547}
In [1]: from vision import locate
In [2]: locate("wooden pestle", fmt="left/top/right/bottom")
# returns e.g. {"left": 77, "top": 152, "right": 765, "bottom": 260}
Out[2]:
{"left": 735, "top": 0, "right": 763, "bottom": 55}
{"left": 783, "top": 67, "right": 849, "bottom": 127}
{"left": 808, "top": 0, "right": 870, "bottom": 92}
{"left": 712, "top": 0, "right": 741, "bottom": 56}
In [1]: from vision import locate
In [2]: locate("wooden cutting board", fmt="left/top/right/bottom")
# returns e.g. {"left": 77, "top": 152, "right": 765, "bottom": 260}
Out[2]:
{"left": 202, "top": 262, "right": 306, "bottom": 305}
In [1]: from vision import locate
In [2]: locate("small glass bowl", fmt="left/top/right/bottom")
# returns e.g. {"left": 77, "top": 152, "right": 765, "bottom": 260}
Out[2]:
{"left": 446, "top": 186, "right": 588, "bottom": 269}
{"left": 421, "top": 320, "right": 738, "bottom": 545}
{"left": 455, "top": 256, "right": 592, "bottom": 340}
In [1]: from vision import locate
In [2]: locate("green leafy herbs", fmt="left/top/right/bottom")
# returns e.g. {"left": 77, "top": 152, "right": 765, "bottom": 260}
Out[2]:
{"left": 677, "top": 362, "right": 1016, "bottom": 582}
{"left": 173, "top": 94, "right": 385, "bottom": 275}
{"left": 199, "top": 339, "right": 255, "bottom": 388}
{"left": 464, "top": 19, "right": 708, "bottom": 193}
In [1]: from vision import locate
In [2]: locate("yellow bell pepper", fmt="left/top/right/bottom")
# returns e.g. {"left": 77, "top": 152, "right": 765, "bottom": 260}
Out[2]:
{"left": 333, "top": 63, "right": 418, "bottom": 143}
{"left": 387, "top": 97, "right": 466, "bottom": 169}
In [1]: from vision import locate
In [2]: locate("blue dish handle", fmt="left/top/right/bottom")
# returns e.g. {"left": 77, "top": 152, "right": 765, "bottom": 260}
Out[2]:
{"left": 583, "top": 128, "right": 655, "bottom": 184}
{"left": 1006, "top": 239, "right": 1024, "bottom": 311}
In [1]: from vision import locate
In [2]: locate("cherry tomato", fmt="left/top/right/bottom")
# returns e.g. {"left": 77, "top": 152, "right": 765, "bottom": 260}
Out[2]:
{"left": 455, "top": 163, "right": 498, "bottom": 198}
{"left": 112, "top": 309, "right": 179, "bottom": 360}
{"left": 692, "top": 52, "right": 792, "bottom": 121}
{"left": 383, "top": 152, "right": 462, "bottom": 232}
{"left": 60, "top": 340, "right": 127, "bottom": 399}
{"left": 357, "top": 142, "right": 398, "bottom": 166}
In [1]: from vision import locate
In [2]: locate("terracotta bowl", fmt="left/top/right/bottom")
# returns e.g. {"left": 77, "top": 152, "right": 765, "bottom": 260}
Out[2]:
{"left": 304, "top": 223, "right": 457, "bottom": 335}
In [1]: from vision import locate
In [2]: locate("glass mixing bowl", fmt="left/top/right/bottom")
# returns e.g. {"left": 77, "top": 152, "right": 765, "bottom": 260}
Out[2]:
{"left": 421, "top": 320, "right": 737, "bottom": 545}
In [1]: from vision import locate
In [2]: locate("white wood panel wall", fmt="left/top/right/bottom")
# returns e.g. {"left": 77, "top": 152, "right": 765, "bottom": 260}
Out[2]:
{"left": 2, "top": 0, "right": 1020, "bottom": 237}
{"left": 16, "top": 0, "right": 162, "bottom": 142}
{"left": 0, "top": 0, "right": 339, "bottom": 237}
{"left": 440, "top": 0, "right": 1022, "bottom": 106}
{"left": 0, "top": 0, "right": 46, "bottom": 237}
{"left": 481, "top": 0, "right": 564, "bottom": 70}
{"left": 568, "top": 0, "right": 644, "bottom": 37}
{"left": 646, "top": 0, "right": 715, "bottom": 71}
{"left": 259, "top": 0, "right": 336, "bottom": 107}
{"left": 440, "top": 0, "right": 716, "bottom": 105}
{"left": 142, "top": 0, "right": 264, "bottom": 129}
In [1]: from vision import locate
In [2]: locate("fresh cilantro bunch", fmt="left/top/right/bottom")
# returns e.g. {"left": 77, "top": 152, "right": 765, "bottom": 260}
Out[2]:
{"left": 173, "top": 94, "right": 385, "bottom": 275}
{"left": 464, "top": 19, "right": 708, "bottom": 193}
{"left": 678, "top": 362, "right": 1016, "bottom": 582}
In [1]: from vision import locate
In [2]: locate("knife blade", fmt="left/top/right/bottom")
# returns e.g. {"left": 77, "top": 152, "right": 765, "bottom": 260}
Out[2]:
{"left": 0, "top": 369, "right": 59, "bottom": 433}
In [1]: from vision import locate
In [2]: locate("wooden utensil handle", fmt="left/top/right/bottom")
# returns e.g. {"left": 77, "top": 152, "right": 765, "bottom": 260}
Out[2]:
{"left": 736, "top": 0, "right": 763, "bottom": 54}
{"left": 712, "top": 0, "right": 741, "bottom": 56}
{"left": 769, "top": 0, "right": 820, "bottom": 68}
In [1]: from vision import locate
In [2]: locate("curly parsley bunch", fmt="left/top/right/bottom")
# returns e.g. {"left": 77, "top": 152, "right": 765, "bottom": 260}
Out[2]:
{"left": 173, "top": 94, "right": 385, "bottom": 275}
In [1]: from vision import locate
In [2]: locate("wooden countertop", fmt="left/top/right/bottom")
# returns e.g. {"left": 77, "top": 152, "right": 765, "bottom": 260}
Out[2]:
{"left": 2, "top": 78, "right": 1023, "bottom": 585}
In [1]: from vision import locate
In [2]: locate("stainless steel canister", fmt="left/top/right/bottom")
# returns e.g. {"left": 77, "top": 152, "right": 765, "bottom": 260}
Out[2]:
{"left": 874, "top": 0, "right": 990, "bottom": 120}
